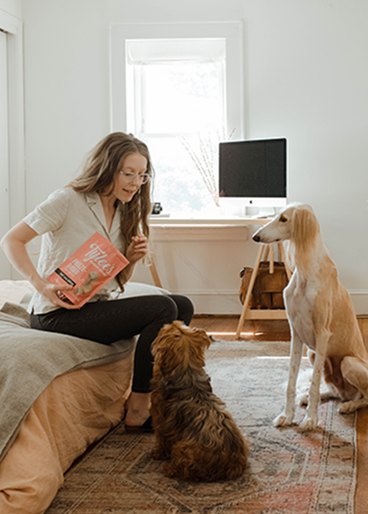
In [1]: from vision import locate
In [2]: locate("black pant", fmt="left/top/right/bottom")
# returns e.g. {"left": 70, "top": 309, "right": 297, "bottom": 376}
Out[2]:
{"left": 30, "top": 294, "right": 194, "bottom": 393}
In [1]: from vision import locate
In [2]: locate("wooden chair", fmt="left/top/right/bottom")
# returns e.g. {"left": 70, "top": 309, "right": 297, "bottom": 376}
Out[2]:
{"left": 235, "top": 242, "right": 292, "bottom": 339}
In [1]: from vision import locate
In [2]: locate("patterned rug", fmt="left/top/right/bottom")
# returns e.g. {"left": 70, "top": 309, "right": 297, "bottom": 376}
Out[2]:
{"left": 46, "top": 341, "right": 357, "bottom": 514}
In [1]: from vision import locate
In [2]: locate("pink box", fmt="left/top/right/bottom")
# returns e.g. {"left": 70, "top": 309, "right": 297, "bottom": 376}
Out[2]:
{"left": 48, "top": 232, "right": 129, "bottom": 307}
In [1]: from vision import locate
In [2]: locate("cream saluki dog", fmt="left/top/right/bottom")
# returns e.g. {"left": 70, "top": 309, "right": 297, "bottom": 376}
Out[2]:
{"left": 253, "top": 203, "right": 368, "bottom": 431}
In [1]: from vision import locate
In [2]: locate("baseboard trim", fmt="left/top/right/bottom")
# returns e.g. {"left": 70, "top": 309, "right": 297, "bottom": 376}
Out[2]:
{"left": 174, "top": 290, "right": 368, "bottom": 316}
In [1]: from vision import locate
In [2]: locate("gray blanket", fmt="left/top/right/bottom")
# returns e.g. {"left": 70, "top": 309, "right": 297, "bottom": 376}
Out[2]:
{"left": 0, "top": 302, "right": 135, "bottom": 461}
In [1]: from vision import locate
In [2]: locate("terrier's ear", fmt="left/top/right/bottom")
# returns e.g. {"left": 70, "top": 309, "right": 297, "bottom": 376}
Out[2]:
{"left": 197, "top": 329, "right": 212, "bottom": 349}
{"left": 151, "top": 331, "right": 169, "bottom": 357}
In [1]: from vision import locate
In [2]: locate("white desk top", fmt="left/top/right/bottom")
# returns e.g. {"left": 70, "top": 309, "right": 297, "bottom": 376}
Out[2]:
{"left": 149, "top": 215, "right": 272, "bottom": 227}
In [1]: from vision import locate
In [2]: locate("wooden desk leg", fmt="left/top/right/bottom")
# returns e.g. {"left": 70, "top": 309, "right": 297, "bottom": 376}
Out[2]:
{"left": 269, "top": 244, "right": 274, "bottom": 274}
{"left": 148, "top": 254, "right": 163, "bottom": 288}
{"left": 236, "top": 244, "right": 266, "bottom": 339}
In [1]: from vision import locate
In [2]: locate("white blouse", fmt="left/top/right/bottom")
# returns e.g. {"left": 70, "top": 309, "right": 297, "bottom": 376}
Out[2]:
{"left": 23, "top": 188, "right": 124, "bottom": 314}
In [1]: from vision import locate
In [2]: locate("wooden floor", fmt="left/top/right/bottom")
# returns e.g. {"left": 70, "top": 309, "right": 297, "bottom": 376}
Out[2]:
{"left": 192, "top": 315, "right": 368, "bottom": 344}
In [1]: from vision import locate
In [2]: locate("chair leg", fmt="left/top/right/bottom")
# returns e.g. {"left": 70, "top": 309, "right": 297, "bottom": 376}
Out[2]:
{"left": 236, "top": 244, "right": 267, "bottom": 339}
{"left": 148, "top": 254, "right": 163, "bottom": 288}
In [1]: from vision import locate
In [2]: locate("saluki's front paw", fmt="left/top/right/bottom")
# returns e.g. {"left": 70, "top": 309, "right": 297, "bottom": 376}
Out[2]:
{"left": 299, "top": 415, "right": 318, "bottom": 431}
{"left": 273, "top": 412, "right": 294, "bottom": 427}
{"left": 338, "top": 401, "right": 358, "bottom": 415}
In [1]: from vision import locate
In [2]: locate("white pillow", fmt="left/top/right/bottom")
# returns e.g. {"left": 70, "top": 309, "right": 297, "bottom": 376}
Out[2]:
{"left": 116, "top": 281, "right": 170, "bottom": 299}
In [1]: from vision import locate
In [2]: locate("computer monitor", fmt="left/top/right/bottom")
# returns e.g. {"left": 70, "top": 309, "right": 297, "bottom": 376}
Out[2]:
{"left": 219, "top": 138, "right": 287, "bottom": 214}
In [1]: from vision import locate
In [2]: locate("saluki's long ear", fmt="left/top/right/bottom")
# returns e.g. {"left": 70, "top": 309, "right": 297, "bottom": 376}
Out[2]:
{"left": 291, "top": 206, "right": 320, "bottom": 255}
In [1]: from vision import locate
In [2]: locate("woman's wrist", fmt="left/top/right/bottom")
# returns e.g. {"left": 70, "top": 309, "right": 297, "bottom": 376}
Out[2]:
{"left": 123, "top": 263, "right": 135, "bottom": 281}
{"left": 29, "top": 273, "right": 48, "bottom": 294}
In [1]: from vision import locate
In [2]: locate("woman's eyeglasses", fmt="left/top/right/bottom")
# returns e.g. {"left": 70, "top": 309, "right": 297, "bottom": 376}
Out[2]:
{"left": 119, "top": 171, "right": 150, "bottom": 185}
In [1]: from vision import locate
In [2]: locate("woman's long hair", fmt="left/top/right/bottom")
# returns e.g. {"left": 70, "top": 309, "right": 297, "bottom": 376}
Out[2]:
{"left": 68, "top": 132, "right": 152, "bottom": 251}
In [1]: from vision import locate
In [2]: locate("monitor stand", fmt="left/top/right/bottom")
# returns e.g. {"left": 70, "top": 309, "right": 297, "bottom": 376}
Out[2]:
{"left": 244, "top": 205, "right": 279, "bottom": 217}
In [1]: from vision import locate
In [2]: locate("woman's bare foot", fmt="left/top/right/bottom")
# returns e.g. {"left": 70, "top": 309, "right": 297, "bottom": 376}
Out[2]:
{"left": 125, "top": 391, "right": 151, "bottom": 428}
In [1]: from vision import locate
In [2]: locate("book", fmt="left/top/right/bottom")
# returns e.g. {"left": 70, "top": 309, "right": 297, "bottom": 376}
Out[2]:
{"left": 48, "top": 232, "right": 129, "bottom": 307}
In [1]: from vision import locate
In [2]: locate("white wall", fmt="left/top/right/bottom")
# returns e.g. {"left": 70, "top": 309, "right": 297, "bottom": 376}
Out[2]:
{"left": 19, "top": 0, "right": 368, "bottom": 314}
{"left": 0, "top": 0, "right": 21, "bottom": 17}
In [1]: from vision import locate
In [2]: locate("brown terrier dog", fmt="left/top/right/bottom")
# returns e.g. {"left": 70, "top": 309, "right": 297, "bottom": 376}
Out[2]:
{"left": 151, "top": 321, "right": 249, "bottom": 481}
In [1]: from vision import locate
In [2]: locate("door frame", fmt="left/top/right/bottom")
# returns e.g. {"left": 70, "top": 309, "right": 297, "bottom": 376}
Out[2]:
{"left": 0, "top": 9, "right": 25, "bottom": 278}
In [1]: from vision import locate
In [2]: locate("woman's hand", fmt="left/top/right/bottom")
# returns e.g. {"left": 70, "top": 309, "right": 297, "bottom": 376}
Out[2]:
{"left": 125, "top": 235, "right": 149, "bottom": 265}
{"left": 37, "top": 280, "right": 82, "bottom": 310}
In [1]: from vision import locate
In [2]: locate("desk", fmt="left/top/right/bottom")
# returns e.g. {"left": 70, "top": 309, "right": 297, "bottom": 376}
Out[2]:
{"left": 149, "top": 216, "right": 271, "bottom": 227}
{"left": 148, "top": 216, "right": 290, "bottom": 339}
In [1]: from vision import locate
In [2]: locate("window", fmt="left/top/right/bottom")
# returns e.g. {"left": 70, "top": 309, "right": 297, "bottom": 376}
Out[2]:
{"left": 110, "top": 22, "right": 244, "bottom": 216}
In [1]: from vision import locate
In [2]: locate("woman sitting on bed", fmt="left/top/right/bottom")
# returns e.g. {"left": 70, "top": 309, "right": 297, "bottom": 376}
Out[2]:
{"left": 0, "top": 131, "right": 194, "bottom": 433}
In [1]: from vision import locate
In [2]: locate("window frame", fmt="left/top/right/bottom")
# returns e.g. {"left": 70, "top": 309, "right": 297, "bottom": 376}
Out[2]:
{"left": 109, "top": 21, "right": 245, "bottom": 138}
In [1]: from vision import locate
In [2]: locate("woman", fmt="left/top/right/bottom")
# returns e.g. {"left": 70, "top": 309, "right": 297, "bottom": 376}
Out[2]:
{"left": 0, "top": 132, "right": 194, "bottom": 432}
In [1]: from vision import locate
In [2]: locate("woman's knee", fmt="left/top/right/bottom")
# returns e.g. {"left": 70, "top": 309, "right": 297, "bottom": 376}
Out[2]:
{"left": 169, "top": 294, "right": 194, "bottom": 325}
{"left": 156, "top": 295, "right": 179, "bottom": 323}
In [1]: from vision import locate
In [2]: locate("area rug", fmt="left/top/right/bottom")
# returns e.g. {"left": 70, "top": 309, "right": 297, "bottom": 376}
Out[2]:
{"left": 46, "top": 341, "right": 357, "bottom": 514}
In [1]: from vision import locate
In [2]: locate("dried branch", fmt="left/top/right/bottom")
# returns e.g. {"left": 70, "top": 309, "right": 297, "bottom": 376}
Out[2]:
{"left": 180, "top": 130, "right": 233, "bottom": 207}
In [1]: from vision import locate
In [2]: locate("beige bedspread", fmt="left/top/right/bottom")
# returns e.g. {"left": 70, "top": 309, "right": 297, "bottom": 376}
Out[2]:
{"left": 0, "top": 357, "right": 133, "bottom": 514}
{"left": 0, "top": 301, "right": 135, "bottom": 462}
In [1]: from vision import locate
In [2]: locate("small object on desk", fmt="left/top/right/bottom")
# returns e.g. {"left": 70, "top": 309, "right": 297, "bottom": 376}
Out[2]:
{"left": 152, "top": 202, "right": 163, "bottom": 215}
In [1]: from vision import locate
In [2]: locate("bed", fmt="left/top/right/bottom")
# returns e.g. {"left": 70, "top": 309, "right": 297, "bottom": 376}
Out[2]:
{"left": 0, "top": 280, "right": 160, "bottom": 514}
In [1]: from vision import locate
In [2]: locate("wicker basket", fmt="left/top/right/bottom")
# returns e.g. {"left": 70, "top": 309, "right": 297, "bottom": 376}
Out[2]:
{"left": 239, "top": 261, "right": 289, "bottom": 309}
